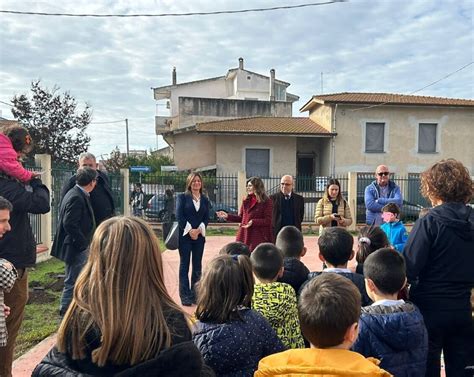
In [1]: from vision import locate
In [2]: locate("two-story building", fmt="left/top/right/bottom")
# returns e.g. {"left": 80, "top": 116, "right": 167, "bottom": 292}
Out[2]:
{"left": 153, "top": 58, "right": 334, "bottom": 176}
{"left": 300, "top": 92, "right": 474, "bottom": 175}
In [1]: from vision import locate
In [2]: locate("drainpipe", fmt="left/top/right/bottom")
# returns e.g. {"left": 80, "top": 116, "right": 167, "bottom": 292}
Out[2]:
{"left": 331, "top": 104, "right": 337, "bottom": 176}
{"left": 269, "top": 69, "right": 275, "bottom": 101}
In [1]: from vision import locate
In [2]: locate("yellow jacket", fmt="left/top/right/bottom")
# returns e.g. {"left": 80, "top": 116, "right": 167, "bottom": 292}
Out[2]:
{"left": 255, "top": 348, "right": 392, "bottom": 377}
{"left": 314, "top": 196, "right": 352, "bottom": 228}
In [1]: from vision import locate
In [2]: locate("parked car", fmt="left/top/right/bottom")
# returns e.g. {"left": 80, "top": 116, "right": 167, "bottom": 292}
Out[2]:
{"left": 356, "top": 197, "right": 424, "bottom": 223}
{"left": 145, "top": 193, "right": 237, "bottom": 222}
{"left": 209, "top": 201, "right": 238, "bottom": 222}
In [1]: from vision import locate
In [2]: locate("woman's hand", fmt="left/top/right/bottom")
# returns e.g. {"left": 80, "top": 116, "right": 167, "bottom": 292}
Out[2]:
{"left": 3, "top": 304, "right": 10, "bottom": 319}
{"left": 216, "top": 211, "right": 228, "bottom": 220}
{"left": 241, "top": 219, "right": 253, "bottom": 229}
{"left": 337, "top": 216, "right": 346, "bottom": 226}
{"left": 189, "top": 228, "right": 200, "bottom": 240}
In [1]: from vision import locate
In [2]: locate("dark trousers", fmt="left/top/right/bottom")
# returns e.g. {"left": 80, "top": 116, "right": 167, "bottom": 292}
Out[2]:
{"left": 178, "top": 237, "right": 205, "bottom": 303}
{"left": 59, "top": 250, "right": 88, "bottom": 315}
{"left": 422, "top": 309, "right": 473, "bottom": 377}
{"left": 0, "top": 269, "right": 28, "bottom": 377}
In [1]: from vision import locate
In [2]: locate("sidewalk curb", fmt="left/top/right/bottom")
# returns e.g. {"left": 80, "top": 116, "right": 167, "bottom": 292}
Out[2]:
{"left": 12, "top": 333, "right": 56, "bottom": 376}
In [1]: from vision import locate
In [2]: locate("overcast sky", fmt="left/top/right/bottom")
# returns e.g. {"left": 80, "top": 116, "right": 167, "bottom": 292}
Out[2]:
{"left": 1, "top": 0, "right": 472, "bottom": 159}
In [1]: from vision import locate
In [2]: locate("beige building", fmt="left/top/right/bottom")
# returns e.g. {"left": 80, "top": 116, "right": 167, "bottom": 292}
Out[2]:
{"left": 300, "top": 93, "right": 474, "bottom": 175}
{"left": 153, "top": 59, "right": 335, "bottom": 176}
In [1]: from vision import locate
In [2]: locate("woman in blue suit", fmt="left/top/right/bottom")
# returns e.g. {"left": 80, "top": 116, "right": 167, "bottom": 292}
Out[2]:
{"left": 176, "top": 172, "right": 209, "bottom": 306}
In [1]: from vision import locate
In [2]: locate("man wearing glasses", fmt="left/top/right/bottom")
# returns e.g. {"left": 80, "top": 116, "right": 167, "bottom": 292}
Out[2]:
{"left": 270, "top": 175, "right": 305, "bottom": 239}
{"left": 364, "top": 165, "right": 402, "bottom": 225}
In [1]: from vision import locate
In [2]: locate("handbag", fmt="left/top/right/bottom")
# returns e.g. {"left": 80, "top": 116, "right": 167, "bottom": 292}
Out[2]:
{"left": 164, "top": 221, "right": 179, "bottom": 250}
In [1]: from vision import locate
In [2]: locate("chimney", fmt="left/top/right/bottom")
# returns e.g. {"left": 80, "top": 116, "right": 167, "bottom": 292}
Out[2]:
{"left": 172, "top": 67, "right": 177, "bottom": 85}
{"left": 269, "top": 69, "right": 275, "bottom": 101}
{"left": 238, "top": 57, "right": 244, "bottom": 70}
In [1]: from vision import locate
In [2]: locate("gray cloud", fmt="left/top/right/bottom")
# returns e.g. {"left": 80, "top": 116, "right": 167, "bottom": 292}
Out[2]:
{"left": 1, "top": 0, "right": 472, "bottom": 157}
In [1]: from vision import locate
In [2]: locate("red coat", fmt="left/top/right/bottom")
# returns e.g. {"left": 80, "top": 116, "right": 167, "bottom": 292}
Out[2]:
{"left": 227, "top": 196, "right": 273, "bottom": 251}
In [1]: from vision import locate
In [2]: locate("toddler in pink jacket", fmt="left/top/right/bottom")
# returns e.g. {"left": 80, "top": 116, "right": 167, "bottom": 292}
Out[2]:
{"left": 0, "top": 124, "right": 37, "bottom": 182}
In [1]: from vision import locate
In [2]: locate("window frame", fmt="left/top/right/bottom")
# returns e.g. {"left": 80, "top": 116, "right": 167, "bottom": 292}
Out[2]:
{"left": 245, "top": 148, "right": 270, "bottom": 178}
{"left": 417, "top": 122, "right": 438, "bottom": 154}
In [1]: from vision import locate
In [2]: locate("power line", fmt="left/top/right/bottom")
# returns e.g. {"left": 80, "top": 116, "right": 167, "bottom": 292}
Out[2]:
{"left": 350, "top": 61, "right": 474, "bottom": 111}
{"left": 0, "top": 100, "right": 12, "bottom": 107}
{"left": 0, "top": 1, "right": 344, "bottom": 18}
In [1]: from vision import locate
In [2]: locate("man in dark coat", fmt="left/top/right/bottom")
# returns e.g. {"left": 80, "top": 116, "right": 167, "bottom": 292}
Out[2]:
{"left": 0, "top": 175, "right": 50, "bottom": 377}
{"left": 52, "top": 167, "right": 97, "bottom": 315}
{"left": 60, "top": 152, "right": 115, "bottom": 225}
{"left": 270, "top": 175, "right": 305, "bottom": 239}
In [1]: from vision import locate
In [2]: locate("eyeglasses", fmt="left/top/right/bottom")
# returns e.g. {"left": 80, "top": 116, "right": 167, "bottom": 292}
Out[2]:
{"left": 377, "top": 172, "right": 390, "bottom": 177}
{"left": 280, "top": 183, "right": 292, "bottom": 186}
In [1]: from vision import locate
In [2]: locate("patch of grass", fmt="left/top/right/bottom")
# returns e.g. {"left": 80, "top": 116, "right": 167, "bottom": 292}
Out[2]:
{"left": 15, "top": 258, "right": 65, "bottom": 358}
{"left": 207, "top": 228, "right": 237, "bottom": 236}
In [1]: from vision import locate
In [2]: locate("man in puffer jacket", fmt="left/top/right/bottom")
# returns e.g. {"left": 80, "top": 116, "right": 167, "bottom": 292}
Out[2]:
{"left": 364, "top": 165, "right": 402, "bottom": 225}
{"left": 352, "top": 248, "right": 428, "bottom": 376}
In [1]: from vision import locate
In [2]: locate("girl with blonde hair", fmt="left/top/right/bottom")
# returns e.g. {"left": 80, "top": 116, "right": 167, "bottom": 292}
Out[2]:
{"left": 33, "top": 217, "right": 212, "bottom": 376}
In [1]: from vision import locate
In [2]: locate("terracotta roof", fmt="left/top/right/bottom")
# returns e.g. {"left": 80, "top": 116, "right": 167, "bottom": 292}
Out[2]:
{"left": 0, "top": 119, "right": 19, "bottom": 127}
{"left": 196, "top": 117, "right": 332, "bottom": 135}
{"left": 300, "top": 92, "right": 474, "bottom": 111}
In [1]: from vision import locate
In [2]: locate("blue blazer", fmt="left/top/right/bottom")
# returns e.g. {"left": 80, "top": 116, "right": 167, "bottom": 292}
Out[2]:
{"left": 176, "top": 193, "right": 209, "bottom": 242}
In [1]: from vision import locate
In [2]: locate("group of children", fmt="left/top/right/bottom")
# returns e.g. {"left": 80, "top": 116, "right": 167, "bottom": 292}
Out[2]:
{"left": 190, "top": 223, "right": 429, "bottom": 376}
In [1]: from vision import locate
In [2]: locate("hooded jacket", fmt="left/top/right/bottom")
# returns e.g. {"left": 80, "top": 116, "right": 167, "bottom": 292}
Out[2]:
{"left": 380, "top": 221, "right": 408, "bottom": 252}
{"left": 403, "top": 202, "right": 474, "bottom": 313}
{"left": 0, "top": 133, "right": 34, "bottom": 182}
{"left": 252, "top": 282, "right": 305, "bottom": 349}
{"left": 193, "top": 308, "right": 284, "bottom": 377}
{"left": 254, "top": 348, "right": 392, "bottom": 376}
{"left": 364, "top": 180, "right": 402, "bottom": 225}
{"left": 277, "top": 258, "right": 310, "bottom": 294}
{"left": 352, "top": 302, "right": 428, "bottom": 376}
{"left": 32, "top": 341, "right": 214, "bottom": 377}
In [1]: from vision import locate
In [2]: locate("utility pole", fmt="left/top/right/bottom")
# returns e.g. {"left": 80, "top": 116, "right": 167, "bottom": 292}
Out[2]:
{"left": 125, "top": 118, "right": 130, "bottom": 156}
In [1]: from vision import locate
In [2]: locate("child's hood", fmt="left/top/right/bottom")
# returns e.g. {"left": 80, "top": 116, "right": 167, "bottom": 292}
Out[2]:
{"left": 0, "top": 134, "right": 19, "bottom": 159}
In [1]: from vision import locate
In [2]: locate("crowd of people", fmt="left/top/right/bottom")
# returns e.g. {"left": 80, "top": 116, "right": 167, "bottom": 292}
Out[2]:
{"left": 0, "top": 122, "right": 472, "bottom": 376}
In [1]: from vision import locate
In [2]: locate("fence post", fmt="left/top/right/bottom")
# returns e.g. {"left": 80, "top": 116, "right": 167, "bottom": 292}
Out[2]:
{"left": 121, "top": 168, "right": 130, "bottom": 216}
{"left": 347, "top": 171, "right": 357, "bottom": 231}
{"left": 35, "top": 154, "right": 52, "bottom": 252}
{"left": 237, "top": 171, "right": 246, "bottom": 211}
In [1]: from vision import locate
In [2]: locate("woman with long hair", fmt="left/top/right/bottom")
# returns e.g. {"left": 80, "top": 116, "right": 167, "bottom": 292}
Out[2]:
{"left": 403, "top": 159, "right": 474, "bottom": 376}
{"left": 176, "top": 172, "right": 209, "bottom": 306}
{"left": 314, "top": 178, "right": 352, "bottom": 235}
{"left": 33, "top": 217, "right": 212, "bottom": 376}
{"left": 217, "top": 177, "right": 273, "bottom": 251}
{"left": 193, "top": 255, "right": 284, "bottom": 376}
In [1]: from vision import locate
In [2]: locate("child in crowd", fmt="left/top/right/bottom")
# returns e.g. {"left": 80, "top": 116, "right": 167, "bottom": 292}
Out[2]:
{"left": 380, "top": 203, "right": 408, "bottom": 252}
{"left": 0, "top": 124, "right": 38, "bottom": 182}
{"left": 275, "top": 225, "right": 310, "bottom": 294}
{"left": 355, "top": 225, "right": 389, "bottom": 275}
{"left": 300, "top": 227, "right": 371, "bottom": 306}
{"left": 219, "top": 241, "right": 251, "bottom": 257}
{"left": 193, "top": 254, "right": 284, "bottom": 376}
{"left": 255, "top": 273, "right": 391, "bottom": 376}
{"left": 352, "top": 248, "right": 428, "bottom": 376}
{"left": 251, "top": 243, "right": 305, "bottom": 349}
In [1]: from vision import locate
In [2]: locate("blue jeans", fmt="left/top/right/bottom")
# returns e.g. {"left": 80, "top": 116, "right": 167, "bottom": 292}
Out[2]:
{"left": 178, "top": 237, "right": 205, "bottom": 303}
{"left": 60, "top": 250, "right": 88, "bottom": 315}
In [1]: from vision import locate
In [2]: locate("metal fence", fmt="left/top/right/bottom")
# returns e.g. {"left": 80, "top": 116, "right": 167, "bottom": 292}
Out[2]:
{"left": 26, "top": 163, "right": 43, "bottom": 244}
{"left": 131, "top": 173, "right": 238, "bottom": 222}
{"left": 51, "top": 168, "right": 124, "bottom": 240}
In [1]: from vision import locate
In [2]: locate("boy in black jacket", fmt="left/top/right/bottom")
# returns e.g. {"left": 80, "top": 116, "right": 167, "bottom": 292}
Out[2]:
{"left": 276, "top": 226, "right": 309, "bottom": 294}
{"left": 300, "top": 227, "right": 371, "bottom": 306}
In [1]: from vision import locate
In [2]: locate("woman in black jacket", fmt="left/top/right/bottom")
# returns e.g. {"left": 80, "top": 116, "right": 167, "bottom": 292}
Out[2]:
{"left": 403, "top": 159, "right": 474, "bottom": 377}
{"left": 33, "top": 217, "right": 213, "bottom": 377}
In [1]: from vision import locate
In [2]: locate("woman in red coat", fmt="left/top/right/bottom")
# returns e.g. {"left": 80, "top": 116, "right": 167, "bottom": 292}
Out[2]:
{"left": 217, "top": 177, "right": 273, "bottom": 252}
